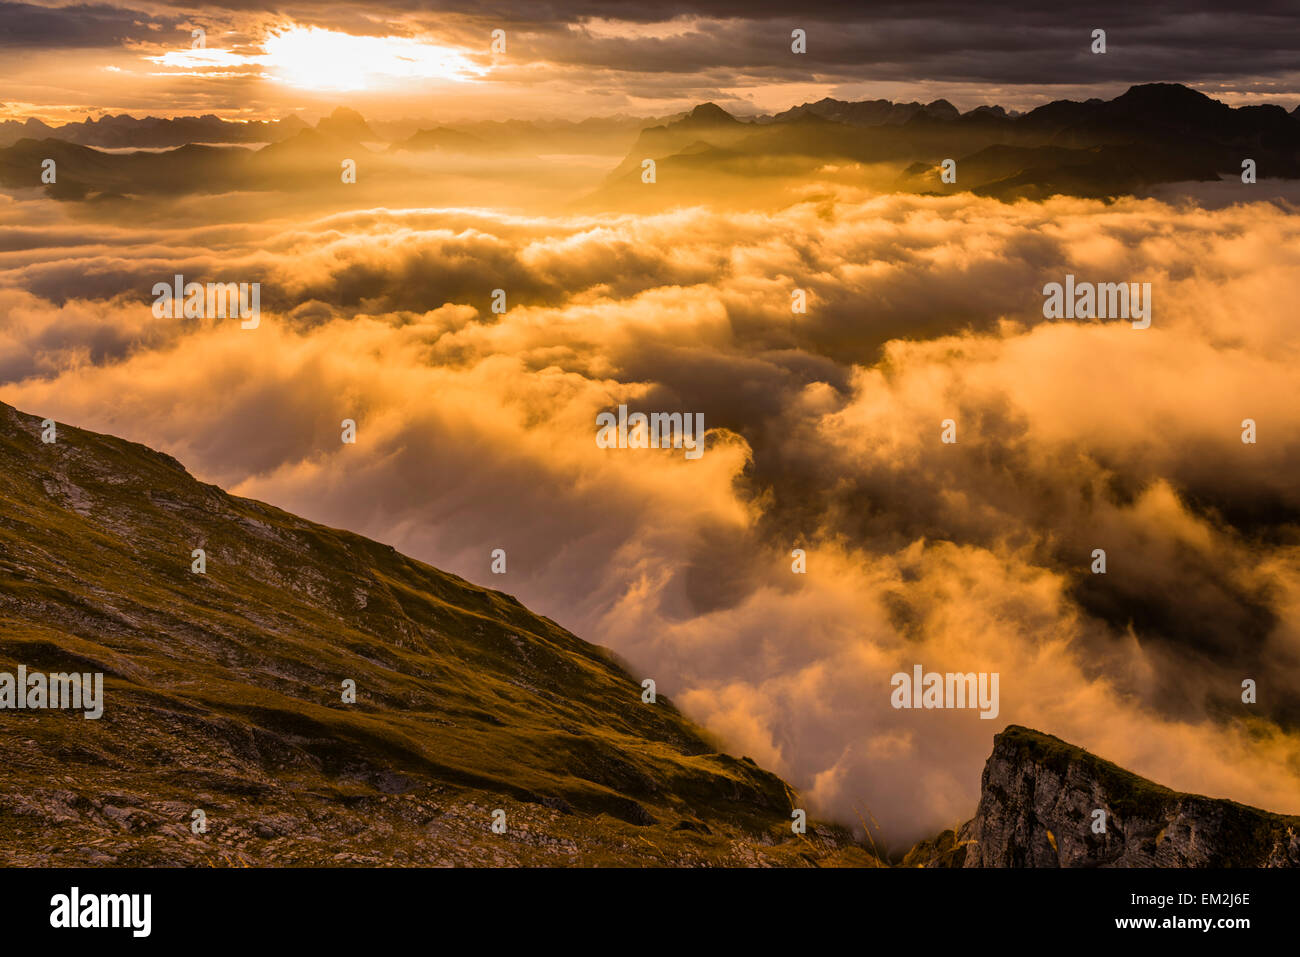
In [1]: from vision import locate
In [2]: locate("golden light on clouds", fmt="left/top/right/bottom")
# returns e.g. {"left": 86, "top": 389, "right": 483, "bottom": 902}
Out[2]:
{"left": 146, "top": 26, "right": 488, "bottom": 92}
{"left": 576, "top": 17, "right": 707, "bottom": 40}
{"left": 262, "top": 27, "right": 487, "bottom": 91}
{"left": 6, "top": 186, "right": 1300, "bottom": 845}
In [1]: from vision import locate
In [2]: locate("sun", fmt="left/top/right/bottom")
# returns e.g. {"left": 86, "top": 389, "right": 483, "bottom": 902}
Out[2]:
{"left": 261, "top": 26, "right": 488, "bottom": 91}
{"left": 262, "top": 26, "right": 487, "bottom": 91}
{"left": 142, "top": 25, "right": 488, "bottom": 92}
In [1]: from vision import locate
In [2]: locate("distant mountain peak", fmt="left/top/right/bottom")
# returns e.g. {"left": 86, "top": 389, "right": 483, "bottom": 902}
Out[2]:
{"left": 1120, "top": 81, "right": 1214, "bottom": 102}
{"left": 315, "top": 106, "right": 377, "bottom": 142}
{"left": 326, "top": 105, "right": 367, "bottom": 122}
{"left": 681, "top": 102, "right": 741, "bottom": 125}
{"left": 923, "top": 98, "right": 960, "bottom": 120}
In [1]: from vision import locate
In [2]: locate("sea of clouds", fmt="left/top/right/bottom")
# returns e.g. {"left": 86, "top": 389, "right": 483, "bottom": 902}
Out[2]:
{"left": 3, "top": 184, "right": 1298, "bottom": 845}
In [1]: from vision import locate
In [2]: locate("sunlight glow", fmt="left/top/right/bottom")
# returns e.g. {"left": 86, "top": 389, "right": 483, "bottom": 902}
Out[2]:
{"left": 148, "top": 48, "right": 253, "bottom": 70}
{"left": 142, "top": 26, "right": 487, "bottom": 91}
{"left": 261, "top": 27, "right": 487, "bottom": 91}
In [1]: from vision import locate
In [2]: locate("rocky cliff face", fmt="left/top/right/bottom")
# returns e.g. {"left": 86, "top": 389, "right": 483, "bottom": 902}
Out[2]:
{"left": 906, "top": 726, "right": 1300, "bottom": 867}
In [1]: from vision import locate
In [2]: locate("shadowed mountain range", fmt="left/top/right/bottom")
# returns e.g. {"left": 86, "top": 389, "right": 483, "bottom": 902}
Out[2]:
{"left": 0, "top": 112, "right": 310, "bottom": 150}
{"left": 596, "top": 83, "right": 1300, "bottom": 204}
{"left": 2, "top": 84, "right": 1297, "bottom": 204}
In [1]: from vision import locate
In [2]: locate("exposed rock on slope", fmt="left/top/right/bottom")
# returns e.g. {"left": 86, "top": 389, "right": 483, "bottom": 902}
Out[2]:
{"left": 0, "top": 403, "right": 871, "bottom": 866}
{"left": 906, "top": 726, "right": 1300, "bottom": 867}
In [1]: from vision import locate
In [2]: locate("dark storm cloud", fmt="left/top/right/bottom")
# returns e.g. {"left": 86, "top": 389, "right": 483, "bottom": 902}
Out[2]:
{"left": 526, "top": 5, "right": 1300, "bottom": 87}
{"left": 393, "top": 0, "right": 1296, "bottom": 88}
{"left": 10, "top": 0, "right": 1300, "bottom": 91}
{"left": 0, "top": 1, "right": 174, "bottom": 48}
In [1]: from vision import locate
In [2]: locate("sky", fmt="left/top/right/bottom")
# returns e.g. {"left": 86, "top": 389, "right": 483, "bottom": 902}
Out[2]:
{"left": 2, "top": 0, "right": 1299, "bottom": 122}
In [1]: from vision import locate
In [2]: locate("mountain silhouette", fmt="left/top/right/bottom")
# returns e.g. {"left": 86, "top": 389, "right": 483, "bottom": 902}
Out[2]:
{"left": 593, "top": 82, "right": 1300, "bottom": 204}
{"left": 390, "top": 126, "right": 491, "bottom": 154}
{"left": 3, "top": 84, "right": 1298, "bottom": 203}
{"left": 315, "top": 106, "right": 378, "bottom": 143}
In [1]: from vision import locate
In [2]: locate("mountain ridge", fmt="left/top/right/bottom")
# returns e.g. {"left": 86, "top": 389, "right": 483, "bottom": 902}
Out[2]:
{"left": 9, "top": 82, "right": 1295, "bottom": 151}
{"left": 6, "top": 83, "right": 1298, "bottom": 203}
{"left": 592, "top": 82, "right": 1300, "bottom": 205}
{"left": 0, "top": 400, "right": 873, "bottom": 866}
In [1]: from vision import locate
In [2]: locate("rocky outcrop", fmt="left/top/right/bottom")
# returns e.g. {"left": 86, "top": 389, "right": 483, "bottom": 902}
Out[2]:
{"left": 907, "top": 726, "right": 1300, "bottom": 867}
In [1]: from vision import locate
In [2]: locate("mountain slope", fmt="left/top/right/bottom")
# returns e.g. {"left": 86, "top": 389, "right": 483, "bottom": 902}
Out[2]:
{"left": 0, "top": 402, "right": 872, "bottom": 866}
{"left": 390, "top": 127, "right": 491, "bottom": 154}
{"left": 604, "top": 102, "right": 755, "bottom": 183}
{"left": 905, "top": 727, "right": 1300, "bottom": 867}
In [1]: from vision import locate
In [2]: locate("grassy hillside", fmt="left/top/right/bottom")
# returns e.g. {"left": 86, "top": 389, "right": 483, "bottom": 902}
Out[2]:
{"left": 0, "top": 402, "right": 874, "bottom": 866}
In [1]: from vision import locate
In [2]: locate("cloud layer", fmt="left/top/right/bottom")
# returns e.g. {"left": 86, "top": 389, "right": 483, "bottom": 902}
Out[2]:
{"left": 3, "top": 183, "right": 1300, "bottom": 844}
